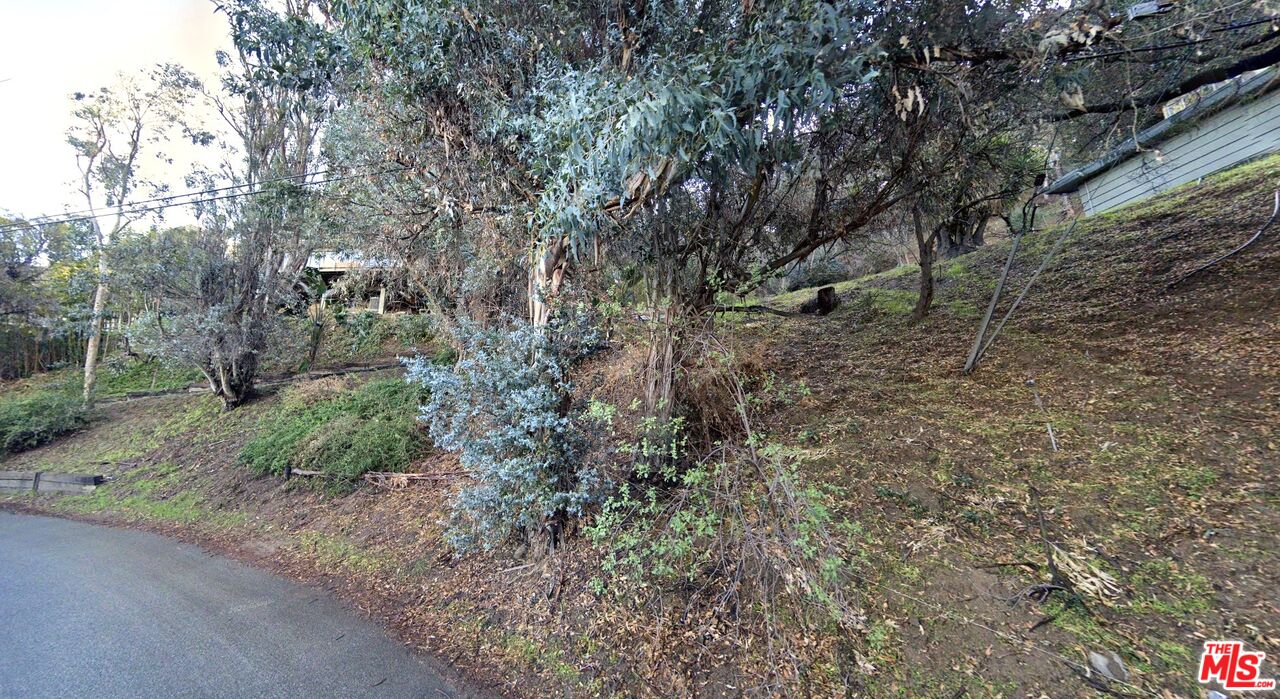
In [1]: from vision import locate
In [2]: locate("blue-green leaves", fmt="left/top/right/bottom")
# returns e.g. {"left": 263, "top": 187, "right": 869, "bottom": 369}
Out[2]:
{"left": 334, "top": 0, "right": 877, "bottom": 259}
{"left": 406, "top": 312, "right": 604, "bottom": 550}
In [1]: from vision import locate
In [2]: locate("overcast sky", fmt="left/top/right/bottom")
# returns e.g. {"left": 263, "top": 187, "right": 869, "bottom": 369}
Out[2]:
{"left": 0, "top": 0, "right": 233, "bottom": 225}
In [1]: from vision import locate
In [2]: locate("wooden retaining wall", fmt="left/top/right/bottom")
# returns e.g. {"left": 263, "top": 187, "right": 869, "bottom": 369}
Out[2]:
{"left": 0, "top": 471, "right": 103, "bottom": 495}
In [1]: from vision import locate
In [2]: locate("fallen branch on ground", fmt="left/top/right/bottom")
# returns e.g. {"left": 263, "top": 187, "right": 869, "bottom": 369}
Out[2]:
{"left": 1165, "top": 189, "right": 1279, "bottom": 290}
{"left": 363, "top": 471, "right": 466, "bottom": 488}
{"left": 709, "top": 304, "right": 799, "bottom": 317}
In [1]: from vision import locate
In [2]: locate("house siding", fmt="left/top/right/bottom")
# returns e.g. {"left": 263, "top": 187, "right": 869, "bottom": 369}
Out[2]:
{"left": 1079, "top": 86, "right": 1280, "bottom": 215}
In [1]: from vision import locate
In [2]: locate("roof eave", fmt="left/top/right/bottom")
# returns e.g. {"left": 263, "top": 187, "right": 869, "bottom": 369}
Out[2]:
{"left": 1045, "top": 66, "right": 1280, "bottom": 195}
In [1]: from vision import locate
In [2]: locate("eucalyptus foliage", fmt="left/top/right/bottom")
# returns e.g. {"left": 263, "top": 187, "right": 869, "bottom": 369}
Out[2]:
{"left": 406, "top": 312, "right": 603, "bottom": 550}
{"left": 326, "top": 1, "right": 912, "bottom": 313}
{"left": 325, "top": 0, "right": 1276, "bottom": 315}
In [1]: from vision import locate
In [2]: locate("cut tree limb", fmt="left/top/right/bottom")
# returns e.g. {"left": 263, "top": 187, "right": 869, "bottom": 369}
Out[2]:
{"left": 363, "top": 471, "right": 466, "bottom": 488}
{"left": 1165, "top": 189, "right": 1279, "bottom": 290}
{"left": 710, "top": 304, "right": 799, "bottom": 317}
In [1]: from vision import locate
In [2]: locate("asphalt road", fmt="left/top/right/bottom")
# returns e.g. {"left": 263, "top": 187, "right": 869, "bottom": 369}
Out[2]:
{"left": 0, "top": 512, "right": 473, "bottom": 699}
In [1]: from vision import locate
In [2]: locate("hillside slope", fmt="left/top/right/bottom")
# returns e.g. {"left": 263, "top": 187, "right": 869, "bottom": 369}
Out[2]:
{"left": 3, "top": 154, "right": 1277, "bottom": 697}
{"left": 737, "top": 153, "right": 1279, "bottom": 696}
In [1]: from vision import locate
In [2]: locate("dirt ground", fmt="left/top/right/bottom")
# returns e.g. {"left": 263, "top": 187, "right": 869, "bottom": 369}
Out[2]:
{"left": 3, "top": 155, "right": 1278, "bottom": 697}
{"left": 742, "top": 154, "right": 1279, "bottom": 697}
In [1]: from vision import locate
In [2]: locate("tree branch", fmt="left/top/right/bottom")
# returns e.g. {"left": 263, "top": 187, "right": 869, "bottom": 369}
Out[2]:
{"left": 709, "top": 304, "right": 798, "bottom": 317}
{"left": 1049, "top": 42, "right": 1280, "bottom": 121}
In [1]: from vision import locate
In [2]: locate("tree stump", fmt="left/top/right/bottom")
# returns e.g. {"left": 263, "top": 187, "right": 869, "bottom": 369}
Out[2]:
{"left": 800, "top": 286, "right": 839, "bottom": 316}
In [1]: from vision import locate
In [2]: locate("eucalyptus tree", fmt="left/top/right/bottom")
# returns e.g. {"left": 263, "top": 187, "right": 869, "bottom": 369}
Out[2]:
{"left": 328, "top": 0, "right": 926, "bottom": 429}
{"left": 166, "top": 0, "right": 342, "bottom": 408}
{"left": 66, "top": 65, "right": 197, "bottom": 404}
{"left": 323, "top": 0, "right": 1277, "bottom": 420}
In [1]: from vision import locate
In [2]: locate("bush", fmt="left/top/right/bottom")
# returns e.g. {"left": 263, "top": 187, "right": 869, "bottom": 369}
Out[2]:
{"left": 336, "top": 311, "right": 392, "bottom": 353}
{"left": 393, "top": 312, "right": 434, "bottom": 345}
{"left": 585, "top": 382, "right": 862, "bottom": 693}
{"left": 292, "top": 413, "right": 423, "bottom": 483}
{"left": 238, "top": 378, "right": 428, "bottom": 489}
{"left": 0, "top": 389, "right": 90, "bottom": 454}
{"left": 96, "top": 357, "right": 203, "bottom": 397}
{"left": 320, "top": 311, "right": 438, "bottom": 362}
{"left": 405, "top": 312, "right": 603, "bottom": 551}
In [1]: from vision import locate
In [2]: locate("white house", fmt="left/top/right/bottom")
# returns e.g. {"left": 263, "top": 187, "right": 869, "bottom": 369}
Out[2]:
{"left": 1047, "top": 68, "right": 1280, "bottom": 214}
{"left": 306, "top": 250, "right": 389, "bottom": 314}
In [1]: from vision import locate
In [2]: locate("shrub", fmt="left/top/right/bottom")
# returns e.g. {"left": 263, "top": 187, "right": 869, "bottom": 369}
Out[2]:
{"left": 96, "top": 356, "right": 203, "bottom": 397}
{"left": 393, "top": 312, "right": 434, "bottom": 345}
{"left": 584, "top": 343, "right": 861, "bottom": 691}
{"left": 292, "top": 413, "right": 423, "bottom": 484}
{"left": 337, "top": 311, "right": 392, "bottom": 353}
{"left": 238, "top": 378, "right": 428, "bottom": 489}
{"left": 589, "top": 448, "right": 848, "bottom": 593}
{"left": 405, "top": 312, "right": 604, "bottom": 551}
{"left": 0, "top": 388, "right": 90, "bottom": 454}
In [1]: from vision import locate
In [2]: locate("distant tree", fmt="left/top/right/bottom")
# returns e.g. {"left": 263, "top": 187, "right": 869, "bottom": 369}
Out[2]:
{"left": 143, "top": 0, "right": 340, "bottom": 408}
{"left": 0, "top": 216, "right": 94, "bottom": 319}
{"left": 1, "top": 217, "right": 55, "bottom": 322}
{"left": 113, "top": 225, "right": 301, "bottom": 379}
{"left": 65, "top": 65, "right": 197, "bottom": 404}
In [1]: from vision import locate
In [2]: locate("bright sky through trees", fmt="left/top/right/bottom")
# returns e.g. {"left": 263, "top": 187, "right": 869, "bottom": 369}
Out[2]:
{"left": 0, "top": 0, "right": 232, "bottom": 223}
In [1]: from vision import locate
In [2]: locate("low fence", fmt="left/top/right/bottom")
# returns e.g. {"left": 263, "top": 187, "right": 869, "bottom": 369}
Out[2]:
{"left": 0, "top": 471, "right": 103, "bottom": 495}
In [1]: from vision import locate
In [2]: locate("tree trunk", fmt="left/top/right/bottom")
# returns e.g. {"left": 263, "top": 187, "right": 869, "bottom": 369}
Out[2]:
{"left": 529, "top": 236, "right": 568, "bottom": 326}
{"left": 82, "top": 259, "right": 109, "bottom": 405}
{"left": 912, "top": 205, "right": 936, "bottom": 321}
{"left": 305, "top": 307, "right": 326, "bottom": 371}
{"left": 203, "top": 350, "right": 259, "bottom": 410}
{"left": 938, "top": 212, "right": 988, "bottom": 259}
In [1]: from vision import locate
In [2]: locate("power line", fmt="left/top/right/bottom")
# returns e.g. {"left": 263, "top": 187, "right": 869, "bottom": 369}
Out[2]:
{"left": 0, "top": 165, "right": 413, "bottom": 234}
{"left": 11, "top": 164, "right": 395, "bottom": 230}
{"left": 1064, "top": 15, "right": 1279, "bottom": 63}
{"left": 2, "top": 164, "right": 413, "bottom": 232}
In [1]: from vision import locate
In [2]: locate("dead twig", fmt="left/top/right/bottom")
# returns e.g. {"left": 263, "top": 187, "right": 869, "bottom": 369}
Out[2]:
{"left": 1165, "top": 188, "right": 1279, "bottom": 290}
{"left": 1006, "top": 583, "right": 1066, "bottom": 606}
{"left": 709, "top": 304, "right": 799, "bottom": 317}
{"left": 974, "top": 560, "right": 1041, "bottom": 572}
{"left": 1026, "top": 379, "right": 1059, "bottom": 452}
{"left": 1030, "top": 486, "right": 1093, "bottom": 616}
{"left": 1067, "top": 666, "right": 1146, "bottom": 699}
{"left": 362, "top": 470, "right": 466, "bottom": 488}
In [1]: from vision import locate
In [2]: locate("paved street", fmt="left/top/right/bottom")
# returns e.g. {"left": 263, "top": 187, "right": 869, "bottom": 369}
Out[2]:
{"left": 0, "top": 512, "right": 471, "bottom": 698}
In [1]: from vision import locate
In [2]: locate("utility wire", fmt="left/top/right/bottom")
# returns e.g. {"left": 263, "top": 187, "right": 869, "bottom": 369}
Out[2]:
{"left": 0, "top": 164, "right": 413, "bottom": 234}
{"left": 1064, "top": 15, "right": 1279, "bottom": 63}
{"left": 10, "top": 163, "right": 401, "bottom": 229}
